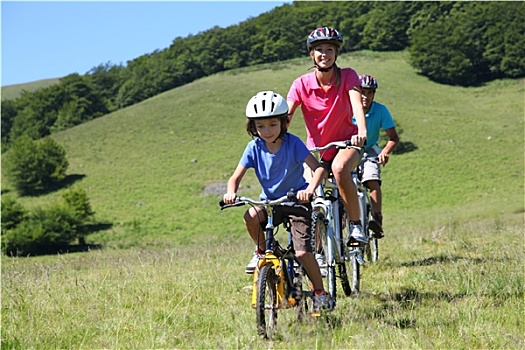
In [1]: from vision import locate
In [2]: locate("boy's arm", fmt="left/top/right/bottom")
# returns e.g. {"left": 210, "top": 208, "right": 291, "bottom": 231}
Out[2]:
{"left": 379, "top": 127, "right": 400, "bottom": 166}
{"left": 224, "top": 164, "right": 247, "bottom": 204}
{"left": 297, "top": 154, "right": 326, "bottom": 202}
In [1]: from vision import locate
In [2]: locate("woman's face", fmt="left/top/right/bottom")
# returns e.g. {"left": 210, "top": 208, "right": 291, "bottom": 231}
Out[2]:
{"left": 311, "top": 43, "right": 337, "bottom": 69}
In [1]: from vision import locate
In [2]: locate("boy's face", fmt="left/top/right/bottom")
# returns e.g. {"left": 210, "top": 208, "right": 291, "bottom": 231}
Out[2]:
{"left": 361, "top": 88, "right": 376, "bottom": 109}
{"left": 255, "top": 118, "right": 281, "bottom": 143}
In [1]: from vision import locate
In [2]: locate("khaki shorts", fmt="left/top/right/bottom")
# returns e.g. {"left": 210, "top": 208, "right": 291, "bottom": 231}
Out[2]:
{"left": 260, "top": 203, "right": 313, "bottom": 253}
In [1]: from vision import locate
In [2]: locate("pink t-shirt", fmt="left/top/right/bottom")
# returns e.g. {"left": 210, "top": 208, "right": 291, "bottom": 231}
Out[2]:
{"left": 287, "top": 68, "right": 360, "bottom": 161}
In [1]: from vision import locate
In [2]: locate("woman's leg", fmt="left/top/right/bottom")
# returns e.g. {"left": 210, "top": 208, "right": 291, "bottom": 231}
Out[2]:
{"left": 331, "top": 147, "right": 361, "bottom": 222}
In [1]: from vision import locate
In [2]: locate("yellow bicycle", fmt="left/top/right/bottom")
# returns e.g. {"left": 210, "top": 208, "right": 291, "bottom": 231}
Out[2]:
{"left": 220, "top": 192, "right": 320, "bottom": 339}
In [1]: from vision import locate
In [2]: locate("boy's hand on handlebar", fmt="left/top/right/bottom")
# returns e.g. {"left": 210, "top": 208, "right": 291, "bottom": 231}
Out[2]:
{"left": 378, "top": 152, "right": 389, "bottom": 166}
{"left": 223, "top": 193, "right": 237, "bottom": 204}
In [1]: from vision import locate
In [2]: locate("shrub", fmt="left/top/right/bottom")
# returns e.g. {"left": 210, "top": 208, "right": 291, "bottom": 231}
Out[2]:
{"left": 1, "top": 196, "right": 27, "bottom": 233}
{"left": 2, "top": 205, "right": 78, "bottom": 256}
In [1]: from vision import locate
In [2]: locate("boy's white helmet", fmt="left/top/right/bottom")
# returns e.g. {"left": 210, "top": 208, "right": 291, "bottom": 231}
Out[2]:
{"left": 245, "top": 91, "right": 288, "bottom": 119}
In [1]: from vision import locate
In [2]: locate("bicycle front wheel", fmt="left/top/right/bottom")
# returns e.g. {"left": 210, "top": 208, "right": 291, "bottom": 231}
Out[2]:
{"left": 256, "top": 263, "right": 278, "bottom": 339}
{"left": 338, "top": 207, "right": 353, "bottom": 296}
{"left": 350, "top": 249, "right": 361, "bottom": 294}
{"left": 312, "top": 211, "right": 337, "bottom": 310}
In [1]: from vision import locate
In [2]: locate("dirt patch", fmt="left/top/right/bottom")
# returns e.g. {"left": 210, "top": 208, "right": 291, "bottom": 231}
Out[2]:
{"left": 203, "top": 182, "right": 227, "bottom": 196}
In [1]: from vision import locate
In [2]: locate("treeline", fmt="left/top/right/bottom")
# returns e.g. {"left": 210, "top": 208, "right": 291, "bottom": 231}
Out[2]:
{"left": 2, "top": 1, "right": 523, "bottom": 150}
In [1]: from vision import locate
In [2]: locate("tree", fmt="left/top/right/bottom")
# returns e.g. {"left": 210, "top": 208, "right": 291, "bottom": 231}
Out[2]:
{"left": 62, "top": 187, "right": 95, "bottom": 245}
{"left": 3, "top": 135, "right": 69, "bottom": 195}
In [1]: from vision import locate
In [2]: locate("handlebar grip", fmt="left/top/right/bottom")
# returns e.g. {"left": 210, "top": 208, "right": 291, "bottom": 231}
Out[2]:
{"left": 219, "top": 199, "right": 246, "bottom": 210}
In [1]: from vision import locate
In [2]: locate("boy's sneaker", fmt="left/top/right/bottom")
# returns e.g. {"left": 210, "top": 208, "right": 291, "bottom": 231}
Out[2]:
{"left": 369, "top": 212, "right": 384, "bottom": 239}
{"left": 315, "top": 253, "right": 327, "bottom": 278}
{"left": 347, "top": 223, "right": 368, "bottom": 245}
{"left": 312, "top": 291, "right": 329, "bottom": 309}
{"left": 245, "top": 252, "right": 261, "bottom": 274}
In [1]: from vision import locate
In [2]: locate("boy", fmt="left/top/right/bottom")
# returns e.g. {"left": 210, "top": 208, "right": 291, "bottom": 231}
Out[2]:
{"left": 223, "top": 91, "right": 328, "bottom": 306}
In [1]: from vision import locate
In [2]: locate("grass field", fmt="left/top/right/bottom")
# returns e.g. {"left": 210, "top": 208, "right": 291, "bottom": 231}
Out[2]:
{"left": 1, "top": 51, "right": 524, "bottom": 348}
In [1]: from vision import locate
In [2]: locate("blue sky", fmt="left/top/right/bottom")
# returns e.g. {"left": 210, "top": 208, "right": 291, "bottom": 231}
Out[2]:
{"left": 1, "top": 1, "right": 289, "bottom": 87}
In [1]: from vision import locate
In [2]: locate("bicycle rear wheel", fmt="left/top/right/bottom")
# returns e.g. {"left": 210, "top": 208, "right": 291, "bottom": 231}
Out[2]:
{"left": 312, "top": 211, "right": 337, "bottom": 310}
{"left": 256, "top": 263, "right": 278, "bottom": 339}
{"left": 293, "top": 265, "right": 316, "bottom": 319}
{"left": 365, "top": 237, "right": 379, "bottom": 263}
{"left": 363, "top": 202, "right": 379, "bottom": 263}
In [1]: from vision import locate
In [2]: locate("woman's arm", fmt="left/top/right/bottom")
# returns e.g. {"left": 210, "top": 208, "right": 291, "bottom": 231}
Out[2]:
{"left": 286, "top": 100, "right": 299, "bottom": 127}
{"left": 349, "top": 88, "right": 367, "bottom": 146}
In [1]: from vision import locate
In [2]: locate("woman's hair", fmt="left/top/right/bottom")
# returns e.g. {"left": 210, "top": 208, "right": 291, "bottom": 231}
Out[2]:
{"left": 246, "top": 114, "right": 289, "bottom": 139}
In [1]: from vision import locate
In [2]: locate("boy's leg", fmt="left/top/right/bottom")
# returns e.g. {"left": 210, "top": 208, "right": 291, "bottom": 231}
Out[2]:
{"left": 244, "top": 206, "right": 266, "bottom": 274}
{"left": 367, "top": 180, "right": 384, "bottom": 237}
{"left": 244, "top": 206, "right": 266, "bottom": 251}
{"left": 286, "top": 209, "right": 324, "bottom": 292}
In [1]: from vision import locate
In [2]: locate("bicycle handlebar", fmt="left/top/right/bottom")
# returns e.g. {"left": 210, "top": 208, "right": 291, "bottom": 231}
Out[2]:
{"left": 219, "top": 191, "right": 299, "bottom": 210}
{"left": 309, "top": 140, "right": 362, "bottom": 153}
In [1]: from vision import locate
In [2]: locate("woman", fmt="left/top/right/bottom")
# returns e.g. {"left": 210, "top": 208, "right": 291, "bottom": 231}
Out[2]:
{"left": 287, "top": 27, "right": 368, "bottom": 245}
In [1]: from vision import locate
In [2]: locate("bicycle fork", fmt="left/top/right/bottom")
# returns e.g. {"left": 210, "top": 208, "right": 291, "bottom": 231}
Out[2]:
{"left": 251, "top": 254, "right": 285, "bottom": 308}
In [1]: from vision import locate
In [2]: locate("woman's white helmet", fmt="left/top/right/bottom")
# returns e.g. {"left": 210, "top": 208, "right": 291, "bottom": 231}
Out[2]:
{"left": 245, "top": 91, "right": 288, "bottom": 119}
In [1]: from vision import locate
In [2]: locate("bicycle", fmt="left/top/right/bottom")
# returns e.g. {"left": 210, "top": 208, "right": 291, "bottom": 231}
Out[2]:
{"left": 219, "top": 191, "right": 321, "bottom": 339}
{"left": 308, "top": 140, "right": 367, "bottom": 301}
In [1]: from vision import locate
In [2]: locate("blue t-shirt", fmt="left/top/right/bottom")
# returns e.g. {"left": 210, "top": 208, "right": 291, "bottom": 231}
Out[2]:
{"left": 240, "top": 133, "right": 310, "bottom": 200}
{"left": 352, "top": 101, "right": 395, "bottom": 150}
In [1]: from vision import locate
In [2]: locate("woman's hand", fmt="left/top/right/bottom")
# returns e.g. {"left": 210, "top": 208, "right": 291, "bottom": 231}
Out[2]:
{"left": 351, "top": 133, "right": 367, "bottom": 147}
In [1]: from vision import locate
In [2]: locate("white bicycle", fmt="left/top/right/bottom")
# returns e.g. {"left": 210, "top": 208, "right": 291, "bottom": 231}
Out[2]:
{"left": 309, "top": 141, "right": 367, "bottom": 302}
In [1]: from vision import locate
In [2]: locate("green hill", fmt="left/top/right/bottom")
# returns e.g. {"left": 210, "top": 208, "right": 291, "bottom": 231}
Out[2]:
{"left": 4, "top": 51, "right": 524, "bottom": 248}
{"left": 2, "top": 50, "right": 523, "bottom": 349}
{"left": 1, "top": 78, "right": 60, "bottom": 100}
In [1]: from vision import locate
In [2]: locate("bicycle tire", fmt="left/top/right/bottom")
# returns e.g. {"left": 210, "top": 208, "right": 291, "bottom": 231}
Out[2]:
{"left": 366, "top": 237, "right": 379, "bottom": 263}
{"left": 338, "top": 204, "right": 352, "bottom": 296}
{"left": 256, "top": 263, "right": 278, "bottom": 339}
{"left": 312, "top": 211, "right": 337, "bottom": 310}
{"left": 341, "top": 207, "right": 361, "bottom": 295}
